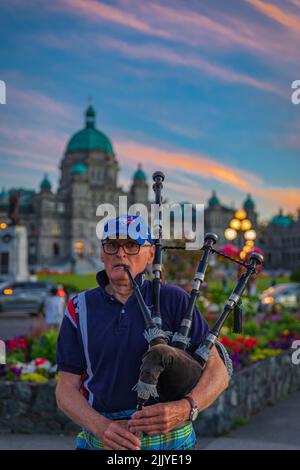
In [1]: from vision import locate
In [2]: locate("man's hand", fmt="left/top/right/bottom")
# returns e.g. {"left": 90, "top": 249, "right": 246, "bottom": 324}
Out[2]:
{"left": 56, "top": 371, "right": 140, "bottom": 450}
{"left": 128, "top": 400, "right": 191, "bottom": 436}
{"left": 98, "top": 418, "right": 141, "bottom": 450}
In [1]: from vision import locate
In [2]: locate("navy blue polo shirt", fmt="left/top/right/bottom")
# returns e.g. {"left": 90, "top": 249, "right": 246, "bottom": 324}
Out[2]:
{"left": 56, "top": 270, "right": 209, "bottom": 413}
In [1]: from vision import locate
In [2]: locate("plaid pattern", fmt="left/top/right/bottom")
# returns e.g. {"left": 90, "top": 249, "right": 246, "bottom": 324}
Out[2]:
{"left": 76, "top": 409, "right": 196, "bottom": 450}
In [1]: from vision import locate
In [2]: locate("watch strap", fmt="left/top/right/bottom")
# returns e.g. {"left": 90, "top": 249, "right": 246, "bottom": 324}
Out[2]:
{"left": 183, "top": 395, "right": 198, "bottom": 420}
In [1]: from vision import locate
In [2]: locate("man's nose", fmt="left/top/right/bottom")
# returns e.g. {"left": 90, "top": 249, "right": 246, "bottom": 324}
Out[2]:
{"left": 116, "top": 245, "right": 127, "bottom": 256}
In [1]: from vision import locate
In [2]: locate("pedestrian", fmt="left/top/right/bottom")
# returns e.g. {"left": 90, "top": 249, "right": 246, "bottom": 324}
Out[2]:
{"left": 56, "top": 215, "right": 229, "bottom": 451}
{"left": 44, "top": 287, "right": 65, "bottom": 330}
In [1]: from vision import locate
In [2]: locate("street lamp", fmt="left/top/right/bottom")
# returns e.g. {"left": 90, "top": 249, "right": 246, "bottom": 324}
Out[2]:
{"left": 225, "top": 209, "right": 256, "bottom": 260}
{"left": 74, "top": 241, "right": 84, "bottom": 257}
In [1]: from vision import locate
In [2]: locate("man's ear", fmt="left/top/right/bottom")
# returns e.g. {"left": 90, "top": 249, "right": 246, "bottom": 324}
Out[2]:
{"left": 148, "top": 245, "right": 155, "bottom": 264}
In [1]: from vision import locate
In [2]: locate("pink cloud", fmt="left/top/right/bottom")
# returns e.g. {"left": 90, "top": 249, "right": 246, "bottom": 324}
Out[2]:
{"left": 52, "top": 0, "right": 171, "bottom": 39}
{"left": 9, "top": 87, "right": 76, "bottom": 121}
{"left": 124, "top": 1, "right": 300, "bottom": 69}
{"left": 115, "top": 139, "right": 300, "bottom": 215}
{"left": 95, "top": 37, "right": 282, "bottom": 95}
{"left": 115, "top": 140, "right": 261, "bottom": 192}
{"left": 247, "top": 0, "right": 300, "bottom": 33}
{"left": 13, "top": 160, "right": 57, "bottom": 174}
{"left": 0, "top": 125, "right": 69, "bottom": 161}
{"left": 256, "top": 186, "right": 300, "bottom": 213}
{"left": 43, "top": 0, "right": 299, "bottom": 69}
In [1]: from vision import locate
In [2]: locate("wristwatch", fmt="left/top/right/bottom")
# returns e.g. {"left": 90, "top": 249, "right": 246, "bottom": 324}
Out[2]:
{"left": 183, "top": 396, "right": 200, "bottom": 422}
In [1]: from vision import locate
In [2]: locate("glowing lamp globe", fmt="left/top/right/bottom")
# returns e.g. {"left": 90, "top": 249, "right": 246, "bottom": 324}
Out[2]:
{"left": 244, "top": 229, "right": 256, "bottom": 241}
{"left": 230, "top": 219, "right": 241, "bottom": 230}
{"left": 224, "top": 228, "right": 237, "bottom": 241}
{"left": 241, "top": 219, "right": 252, "bottom": 231}
{"left": 235, "top": 209, "right": 247, "bottom": 220}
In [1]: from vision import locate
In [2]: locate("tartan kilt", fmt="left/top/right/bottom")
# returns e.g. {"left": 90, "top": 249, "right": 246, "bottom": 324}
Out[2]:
{"left": 76, "top": 409, "right": 196, "bottom": 451}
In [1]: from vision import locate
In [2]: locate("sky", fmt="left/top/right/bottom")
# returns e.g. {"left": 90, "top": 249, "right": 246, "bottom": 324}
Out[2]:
{"left": 0, "top": 0, "right": 300, "bottom": 221}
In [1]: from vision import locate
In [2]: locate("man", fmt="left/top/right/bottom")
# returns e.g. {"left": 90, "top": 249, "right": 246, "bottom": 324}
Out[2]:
{"left": 56, "top": 215, "right": 229, "bottom": 450}
{"left": 44, "top": 287, "right": 65, "bottom": 330}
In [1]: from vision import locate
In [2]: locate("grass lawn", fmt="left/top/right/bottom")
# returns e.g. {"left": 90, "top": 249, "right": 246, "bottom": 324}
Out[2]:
{"left": 37, "top": 272, "right": 290, "bottom": 294}
{"left": 37, "top": 273, "right": 98, "bottom": 291}
{"left": 208, "top": 276, "right": 289, "bottom": 293}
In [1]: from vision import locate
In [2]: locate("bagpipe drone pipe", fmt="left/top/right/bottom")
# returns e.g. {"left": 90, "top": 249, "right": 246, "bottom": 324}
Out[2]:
{"left": 124, "top": 171, "right": 263, "bottom": 408}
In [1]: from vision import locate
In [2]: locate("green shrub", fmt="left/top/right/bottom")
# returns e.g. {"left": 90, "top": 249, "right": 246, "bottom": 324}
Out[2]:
{"left": 30, "top": 331, "right": 58, "bottom": 364}
{"left": 290, "top": 270, "right": 300, "bottom": 282}
{"left": 243, "top": 321, "right": 260, "bottom": 336}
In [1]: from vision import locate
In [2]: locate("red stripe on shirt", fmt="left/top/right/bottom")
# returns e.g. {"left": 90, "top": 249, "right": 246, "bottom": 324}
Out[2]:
{"left": 67, "top": 298, "right": 77, "bottom": 326}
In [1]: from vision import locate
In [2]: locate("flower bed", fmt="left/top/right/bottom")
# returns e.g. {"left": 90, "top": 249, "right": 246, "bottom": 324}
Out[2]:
{"left": 0, "top": 331, "right": 58, "bottom": 383}
{"left": 1, "top": 309, "right": 300, "bottom": 383}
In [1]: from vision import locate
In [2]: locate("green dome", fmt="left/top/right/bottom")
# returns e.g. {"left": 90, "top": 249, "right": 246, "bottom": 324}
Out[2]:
{"left": 0, "top": 188, "right": 9, "bottom": 206}
{"left": 271, "top": 209, "right": 293, "bottom": 227}
{"left": 208, "top": 190, "right": 220, "bottom": 207}
{"left": 244, "top": 194, "right": 255, "bottom": 209}
{"left": 40, "top": 174, "right": 51, "bottom": 191}
{"left": 72, "top": 162, "right": 88, "bottom": 175}
{"left": 0, "top": 188, "right": 9, "bottom": 198}
{"left": 133, "top": 164, "right": 146, "bottom": 181}
{"left": 66, "top": 105, "right": 114, "bottom": 154}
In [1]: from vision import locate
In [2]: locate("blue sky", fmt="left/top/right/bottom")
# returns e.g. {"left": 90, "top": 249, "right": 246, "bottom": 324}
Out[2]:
{"left": 0, "top": 0, "right": 300, "bottom": 220}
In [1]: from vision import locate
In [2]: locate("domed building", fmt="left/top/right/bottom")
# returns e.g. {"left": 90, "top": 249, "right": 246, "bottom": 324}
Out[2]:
{"left": 0, "top": 105, "right": 149, "bottom": 271}
{"left": 204, "top": 191, "right": 258, "bottom": 246}
{"left": 263, "top": 208, "right": 300, "bottom": 271}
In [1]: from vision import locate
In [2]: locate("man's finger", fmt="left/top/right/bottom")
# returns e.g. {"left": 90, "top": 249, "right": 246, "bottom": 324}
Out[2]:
{"left": 129, "top": 423, "right": 167, "bottom": 434}
{"left": 131, "top": 404, "right": 165, "bottom": 419}
{"left": 112, "top": 424, "right": 141, "bottom": 447}
{"left": 129, "top": 415, "right": 164, "bottom": 427}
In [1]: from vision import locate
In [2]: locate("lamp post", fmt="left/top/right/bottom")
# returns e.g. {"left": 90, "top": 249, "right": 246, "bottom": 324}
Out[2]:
{"left": 224, "top": 209, "right": 256, "bottom": 260}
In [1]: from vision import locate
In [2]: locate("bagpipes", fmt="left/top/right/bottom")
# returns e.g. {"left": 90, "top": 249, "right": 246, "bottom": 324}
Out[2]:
{"left": 124, "top": 171, "right": 263, "bottom": 408}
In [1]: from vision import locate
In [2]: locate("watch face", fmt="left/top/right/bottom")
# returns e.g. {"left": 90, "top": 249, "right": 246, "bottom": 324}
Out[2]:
{"left": 191, "top": 407, "right": 199, "bottom": 422}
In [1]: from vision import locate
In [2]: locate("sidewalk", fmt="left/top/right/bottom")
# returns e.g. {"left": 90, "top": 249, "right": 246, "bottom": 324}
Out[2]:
{"left": 0, "top": 391, "right": 299, "bottom": 450}
{"left": 0, "top": 433, "right": 75, "bottom": 450}
{"left": 200, "top": 390, "right": 300, "bottom": 450}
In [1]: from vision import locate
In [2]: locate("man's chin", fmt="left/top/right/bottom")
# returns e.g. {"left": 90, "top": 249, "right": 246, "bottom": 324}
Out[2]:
{"left": 109, "top": 267, "right": 128, "bottom": 281}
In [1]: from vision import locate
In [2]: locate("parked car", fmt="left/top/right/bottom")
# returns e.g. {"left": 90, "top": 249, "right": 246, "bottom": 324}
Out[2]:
{"left": 0, "top": 281, "right": 66, "bottom": 315}
{"left": 258, "top": 283, "right": 300, "bottom": 312}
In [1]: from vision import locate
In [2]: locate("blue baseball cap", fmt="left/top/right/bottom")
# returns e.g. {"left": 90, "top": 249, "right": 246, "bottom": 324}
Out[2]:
{"left": 101, "top": 215, "right": 154, "bottom": 245}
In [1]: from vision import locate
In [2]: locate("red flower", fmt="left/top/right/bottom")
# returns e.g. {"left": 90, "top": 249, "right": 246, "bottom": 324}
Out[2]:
{"left": 34, "top": 358, "right": 47, "bottom": 366}
{"left": 18, "top": 338, "right": 27, "bottom": 349}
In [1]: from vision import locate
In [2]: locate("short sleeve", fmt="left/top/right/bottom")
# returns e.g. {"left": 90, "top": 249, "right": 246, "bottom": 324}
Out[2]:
{"left": 56, "top": 298, "right": 87, "bottom": 375}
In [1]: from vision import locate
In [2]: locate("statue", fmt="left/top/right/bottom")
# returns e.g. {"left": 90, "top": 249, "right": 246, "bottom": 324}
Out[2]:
{"left": 8, "top": 194, "right": 20, "bottom": 226}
